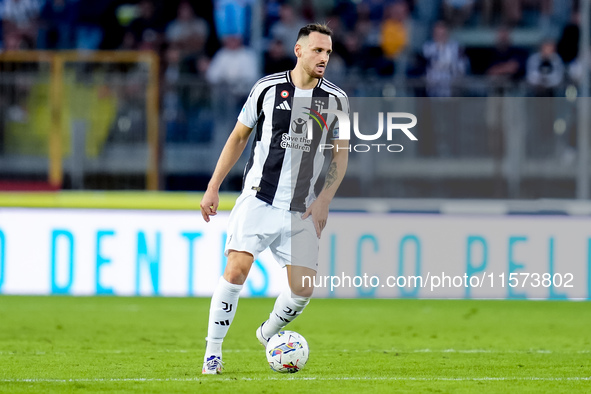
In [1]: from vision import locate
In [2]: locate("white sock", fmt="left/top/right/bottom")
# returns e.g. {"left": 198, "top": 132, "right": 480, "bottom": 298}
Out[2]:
{"left": 262, "top": 289, "right": 310, "bottom": 339}
{"left": 204, "top": 277, "right": 242, "bottom": 358}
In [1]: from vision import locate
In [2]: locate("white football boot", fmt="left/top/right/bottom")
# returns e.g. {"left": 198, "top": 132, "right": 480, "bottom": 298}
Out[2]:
{"left": 202, "top": 355, "right": 223, "bottom": 374}
{"left": 255, "top": 321, "right": 272, "bottom": 348}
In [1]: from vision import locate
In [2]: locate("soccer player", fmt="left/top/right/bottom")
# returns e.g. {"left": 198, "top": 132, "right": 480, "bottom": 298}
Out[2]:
{"left": 200, "top": 23, "right": 348, "bottom": 374}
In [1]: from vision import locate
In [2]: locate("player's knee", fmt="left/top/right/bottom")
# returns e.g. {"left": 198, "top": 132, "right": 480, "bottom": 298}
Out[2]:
{"left": 288, "top": 266, "right": 316, "bottom": 297}
{"left": 291, "top": 285, "right": 314, "bottom": 298}
{"left": 223, "top": 263, "right": 250, "bottom": 285}
{"left": 224, "top": 251, "right": 254, "bottom": 284}
{"left": 223, "top": 266, "right": 248, "bottom": 285}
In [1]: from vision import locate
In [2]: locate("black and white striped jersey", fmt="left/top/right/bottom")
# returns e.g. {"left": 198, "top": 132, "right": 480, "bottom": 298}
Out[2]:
{"left": 237, "top": 70, "right": 348, "bottom": 212}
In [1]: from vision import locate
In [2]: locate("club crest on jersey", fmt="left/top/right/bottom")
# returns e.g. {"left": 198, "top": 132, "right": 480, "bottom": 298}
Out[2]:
{"left": 280, "top": 90, "right": 289, "bottom": 98}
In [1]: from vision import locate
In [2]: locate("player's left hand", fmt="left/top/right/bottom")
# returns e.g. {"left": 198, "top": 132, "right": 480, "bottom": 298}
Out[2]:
{"left": 302, "top": 198, "right": 330, "bottom": 238}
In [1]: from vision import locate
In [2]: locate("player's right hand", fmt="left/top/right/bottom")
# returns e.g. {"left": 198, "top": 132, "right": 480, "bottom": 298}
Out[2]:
{"left": 200, "top": 189, "right": 219, "bottom": 222}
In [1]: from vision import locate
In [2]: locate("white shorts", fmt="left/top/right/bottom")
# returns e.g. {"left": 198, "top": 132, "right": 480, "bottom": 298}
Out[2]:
{"left": 225, "top": 193, "right": 319, "bottom": 271}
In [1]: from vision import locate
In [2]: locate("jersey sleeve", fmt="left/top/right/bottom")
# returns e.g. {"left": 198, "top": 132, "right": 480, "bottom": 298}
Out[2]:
{"left": 237, "top": 83, "right": 260, "bottom": 128}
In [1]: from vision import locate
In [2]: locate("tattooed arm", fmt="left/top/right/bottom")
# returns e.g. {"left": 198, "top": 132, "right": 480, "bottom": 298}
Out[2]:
{"left": 302, "top": 138, "right": 349, "bottom": 238}
{"left": 318, "top": 138, "right": 348, "bottom": 201}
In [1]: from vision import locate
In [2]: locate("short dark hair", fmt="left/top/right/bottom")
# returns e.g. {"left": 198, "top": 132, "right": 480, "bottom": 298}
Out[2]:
{"left": 296, "top": 23, "right": 333, "bottom": 42}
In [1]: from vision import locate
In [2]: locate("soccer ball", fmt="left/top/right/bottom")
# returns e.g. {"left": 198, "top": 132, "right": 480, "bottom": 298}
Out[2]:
{"left": 265, "top": 330, "right": 309, "bottom": 373}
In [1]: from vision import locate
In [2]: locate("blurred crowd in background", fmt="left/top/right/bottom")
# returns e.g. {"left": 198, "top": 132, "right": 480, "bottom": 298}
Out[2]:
{"left": 0, "top": 0, "right": 585, "bottom": 96}
{"left": 0, "top": 0, "right": 588, "bottom": 195}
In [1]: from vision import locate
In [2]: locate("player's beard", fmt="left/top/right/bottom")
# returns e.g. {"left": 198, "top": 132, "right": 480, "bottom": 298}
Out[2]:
{"left": 304, "top": 62, "right": 326, "bottom": 79}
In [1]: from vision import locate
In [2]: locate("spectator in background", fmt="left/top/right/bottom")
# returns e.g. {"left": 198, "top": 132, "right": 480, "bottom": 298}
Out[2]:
{"left": 548, "top": 0, "right": 573, "bottom": 39}
{"left": 380, "top": 1, "right": 409, "bottom": 60}
{"left": 556, "top": 11, "right": 579, "bottom": 66}
{"left": 422, "top": 21, "right": 468, "bottom": 97}
{"left": 214, "top": 0, "right": 254, "bottom": 41}
{"left": 338, "top": 2, "right": 395, "bottom": 78}
{"left": 526, "top": 39, "right": 564, "bottom": 158}
{"left": 136, "top": 29, "right": 159, "bottom": 52}
{"left": 415, "top": 0, "right": 442, "bottom": 25}
{"left": 324, "top": 12, "right": 345, "bottom": 48}
{"left": 263, "top": 38, "right": 294, "bottom": 75}
{"left": 482, "top": 0, "right": 553, "bottom": 27}
{"left": 412, "top": 0, "right": 442, "bottom": 49}
{"left": 360, "top": 0, "right": 386, "bottom": 22}
{"left": 263, "top": 0, "right": 282, "bottom": 37}
{"left": 206, "top": 35, "right": 258, "bottom": 96}
{"left": 180, "top": 52, "right": 210, "bottom": 78}
{"left": 332, "top": 0, "right": 357, "bottom": 31}
{"left": 127, "top": 0, "right": 164, "bottom": 49}
{"left": 163, "top": 44, "right": 185, "bottom": 142}
{"left": 127, "top": 0, "right": 164, "bottom": 50}
{"left": 2, "top": 29, "right": 28, "bottom": 49}
{"left": 567, "top": 55, "right": 583, "bottom": 85}
{"left": 442, "top": 0, "right": 474, "bottom": 27}
{"left": 486, "top": 27, "right": 526, "bottom": 82}
{"left": 37, "top": 0, "right": 77, "bottom": 49}
{"left": 485, "top": 28, "right": 525, "bottom": 169}
{"left": 300, "top": 0, "right": 316, "bottom": 22}
{"left": 118, "top": 30, "right": 136, "bottom": 50}
{"left": 420, "top": 21, "right": 468, "bottom": 158}
{"left": 481, "top": 0, "right": 499, "bottom": 26}
{"left": 354, "top": 2, "right": 380, "bottom": 48}
{"left": 2, "top": 0, "right": 41, "bottom": 48}
{"left": 165, "top": 1, "right": 209, "bottom": 53}
{"left": 502, "top": 0, "right": 551, "bottom": 27}
{"left": 270, "top": 4, "right": 306, "bottom": 50}
{"left": 177, "top": 51, "right": 214, "bottom": 143}
{"left": 526, "top": 39, "right": 564, "bottom": 95}
{"left": 164, "top": 44, "right": 182, "bottom": 85}
{"left": 75, "top": 0, "right": 122, "bottom": 50}
{"left": 341, "top": 32, "right": 365, "bottom": 73}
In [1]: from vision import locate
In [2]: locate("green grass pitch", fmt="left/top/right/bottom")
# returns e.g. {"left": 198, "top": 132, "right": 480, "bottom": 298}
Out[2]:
{"left": 0, "top": 297, "right": 590, "bottom": 393}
